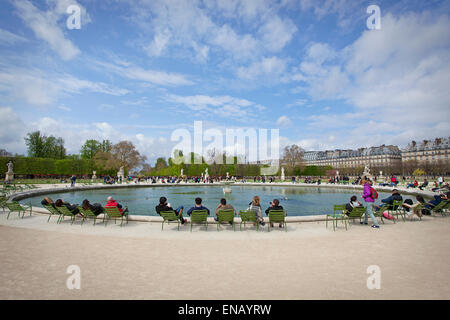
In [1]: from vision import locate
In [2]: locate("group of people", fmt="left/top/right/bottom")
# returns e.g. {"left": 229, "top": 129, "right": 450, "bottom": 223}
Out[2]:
{"left": 41, "top": 196, "right": 128, "bottom": 217}
{"left": 343, "top": 180, "right": 450, "bottom": 228}
{"left": 155, "top": 195, "right": 286, "bottom": 228}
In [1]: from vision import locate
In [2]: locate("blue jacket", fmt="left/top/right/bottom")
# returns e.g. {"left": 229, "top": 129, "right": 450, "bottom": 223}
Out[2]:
{"left": 187, "top": 205, "right": 210, "bottom": 216}
{"left": 381, "top": 193, "right": 403, "bottom": 205}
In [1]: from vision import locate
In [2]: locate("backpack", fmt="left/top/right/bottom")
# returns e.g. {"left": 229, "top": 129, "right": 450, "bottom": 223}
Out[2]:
{"left": 370, "top": 187, "right": 378, "bottom": 199}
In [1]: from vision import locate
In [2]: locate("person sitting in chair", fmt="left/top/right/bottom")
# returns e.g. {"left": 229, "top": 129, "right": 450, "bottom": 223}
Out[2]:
{"left": 373, "top": 189, "right": 403, "bottom": 211}
{"left": 81, "top": 199, "right": 104, "bottom": 216}
{"left": 215, "top": 198, "right": 236, "bottom": 224}
{"left": 265, "top": 199, "right": 284, "bottom": 228}
{"left": 402, "top": 195, "right": 425, "bottom": 219}
{"left": 186, "top": 197, "right": 210, "bottom": 216}
{"left": 105, "top": 196, "right": 128, "bottom": 216}
{"left": 55, "top": 199, "right": 80, "bottom": 215}
{"left": 155, "top": 196, "right": 187, "bottom": 224}
{"left": 41, "top": 197, "right": 55, "bottom": 208}
{"left": 345, "top": 195, "right": 362, "bottom": 215}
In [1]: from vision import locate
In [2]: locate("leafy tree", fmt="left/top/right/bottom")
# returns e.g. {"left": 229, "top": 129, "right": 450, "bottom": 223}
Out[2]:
{"left": 24, "top": 131, "right": 46, "bottom": 158}
{"left": 155, "top": 157, "right": 168, "bottom": 171}
{"left": 24, "top": 131, "right": 66, "bottom": 159}
{"left": 101, "top": 140, "right": 112, "bottom": 152}
{"left": 80, "top": 139, "right": 102, "bottom": 159}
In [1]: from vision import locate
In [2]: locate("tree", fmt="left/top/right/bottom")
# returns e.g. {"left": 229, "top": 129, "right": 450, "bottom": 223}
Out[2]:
{"left": 24, "top": 131, "right": 45, "bottom": 158}
{"left": 155, "top": 157, "right": 168, "bottom": 171}
{"left": 282, "top": 144, "right": 305, "bottom": 175}
{"left": 109, "top": 141, "right": 147, "bottom": 171}
{"left": 101, "top": 140, "right": 112, "bottom": 152}
{"left": 80, "top": 139, "right": 102, "bottom": 159}
{"left": 24, "top": 131, "right": 66, "bottom": 159}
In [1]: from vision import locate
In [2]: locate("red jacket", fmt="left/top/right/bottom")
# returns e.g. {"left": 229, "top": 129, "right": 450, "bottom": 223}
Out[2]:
{"left": 105, "top": 200, "right": 123, "bottom": 214}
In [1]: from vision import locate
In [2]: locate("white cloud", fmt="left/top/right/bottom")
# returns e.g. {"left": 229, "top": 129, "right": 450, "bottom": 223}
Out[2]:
{"left": 0, "top": 107, "right": 26, "bottom": 153}
{"left": 12, "top": 0, "right": 83, "bottom": 61}
{"left": 58, "top": 105, "right": 71, "bottom": 112}
{"left": 145, "top": 29, "right": 171, "bottom": 57}
{"left": 0, "top": 67, "right": 129, "bottom": 106}
{"left": 293, "top": 11, "right": 450, "bottom": 142}
{"left": 164, "top": 94, "right": 262, "bottom": 119}
{"left": 276, "top": 115, "right": 292, "bottom": 126}
{"left": 0, "top": 28, "right": 28, "bottom": 45}
{"left": 258, "top": 15, "right": 297, "bottom": 52}
{"left": 237, "top": 56, "right": 287, "bottom": 80}
{"left": 93, "top": 59, "right": 194, "bottom": 86}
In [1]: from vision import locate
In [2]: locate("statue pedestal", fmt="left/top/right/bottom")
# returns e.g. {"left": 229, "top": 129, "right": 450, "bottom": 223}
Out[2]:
{"left": 5, "top": 172, "right": 13, "bottom": 182}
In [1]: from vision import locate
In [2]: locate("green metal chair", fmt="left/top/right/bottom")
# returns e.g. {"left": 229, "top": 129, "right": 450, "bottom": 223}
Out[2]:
{"left": 390, "top": 200, "right": 404, "bottom": 222}
{"left": 431, "top": 200, "right": 449, "bottom": 217}
{"left": 326, "top": 204, "right": 347, "bottom": 231}
{"left": 239, "top": 210, "right": 259, "bottom": 231}
{"left": 373, "top": 203, "right": 395, "bottom": 224}
{"left": 407, "top": 203, "right": 424, "bottom": 221}
{"left": 0, "top": 196, "right": 7, "bottom": 213}
{"left": 43, "top": 204, "right": 62, "bottom": 222}
{"left": 344, "top": 206, "right": 366, "bottom": 226}
{"left": 190, "top": 210, "right": 208, "bottom": 232}
{"left": 160, "top": 210, "right": 181, "bottom": 231}
{"left": 56, "top": 205, "right": 78, "bottom": 225}
{"left": 268, "top": 209, "right": 286, "bottom": 232}
{"left": 78, "top": 206, "right": 102, "bottom": 226}
{"left": 216, "top": 209, "right": 235, "bottom": 231}
{"left": 5, "top": 202, "right": 32, "bottom": 220}
{"left": 104, "top": 206, "right": 129, "bottom": 227}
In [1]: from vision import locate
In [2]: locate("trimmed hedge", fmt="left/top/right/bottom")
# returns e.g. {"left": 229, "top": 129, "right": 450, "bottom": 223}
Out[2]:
{"left": 0, "top": 157, "right": 114, "bottom": 176}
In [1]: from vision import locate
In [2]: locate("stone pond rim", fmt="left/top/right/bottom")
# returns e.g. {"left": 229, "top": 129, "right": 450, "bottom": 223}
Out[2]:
{"left": 7, "top": 182, "right": 437, "bottom": 224}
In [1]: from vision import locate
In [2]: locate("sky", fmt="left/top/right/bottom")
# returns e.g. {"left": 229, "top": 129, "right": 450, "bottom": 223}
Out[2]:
{"left": 0, "top": 0, "right": 449, "bottom": 165}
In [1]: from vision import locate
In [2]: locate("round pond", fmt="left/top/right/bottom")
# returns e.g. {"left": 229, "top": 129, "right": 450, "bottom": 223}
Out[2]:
{"left": 22, "top": 185, "right": 415, "bottom": 217}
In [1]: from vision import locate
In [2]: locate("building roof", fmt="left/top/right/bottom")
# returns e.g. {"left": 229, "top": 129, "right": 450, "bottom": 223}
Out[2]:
{"left": 402, "top": 137, "right": 450, "bottom": 152}
{"left": 304, "top": 145, "right": 401, "bottom": 161}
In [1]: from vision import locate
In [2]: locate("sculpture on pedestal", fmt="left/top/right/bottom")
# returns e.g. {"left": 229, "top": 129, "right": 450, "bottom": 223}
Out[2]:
{"left": 5, "top": 161, "right": 14, "bottom": 182}
{"left": 117, "top": 166, "right": 125, "bottom": 183}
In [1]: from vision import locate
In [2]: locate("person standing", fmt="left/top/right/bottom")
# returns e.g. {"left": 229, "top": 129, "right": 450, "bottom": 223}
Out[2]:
{"left": 70, "top": 175, "right": 76, "bottom": 187}
{"left": 362, "top": 179, "right": 380, "bottom": 228}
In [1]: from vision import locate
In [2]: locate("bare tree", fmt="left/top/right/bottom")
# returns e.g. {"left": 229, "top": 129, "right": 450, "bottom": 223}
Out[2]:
{"left": 94, "top": 141, "right": 147, "bottom": 172}
{"left": 282, "top": 145, "right": 305, "bottom": 175}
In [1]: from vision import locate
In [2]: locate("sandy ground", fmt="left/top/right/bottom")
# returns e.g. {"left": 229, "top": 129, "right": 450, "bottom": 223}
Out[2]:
{"left": 0, "top": 210, "right": 449, "bottom": 300}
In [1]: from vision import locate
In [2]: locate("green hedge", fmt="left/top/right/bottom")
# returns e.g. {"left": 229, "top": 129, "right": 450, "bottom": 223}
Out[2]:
{"left": 0, "top": 157, "right": 114, "bottom": 176}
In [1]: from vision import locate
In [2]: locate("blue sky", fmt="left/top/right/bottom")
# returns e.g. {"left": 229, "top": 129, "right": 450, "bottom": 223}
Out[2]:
{"left": 0, "top": 0, "right": 449, "bottom": 164}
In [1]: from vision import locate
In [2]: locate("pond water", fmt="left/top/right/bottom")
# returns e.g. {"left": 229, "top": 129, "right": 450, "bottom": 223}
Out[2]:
{"left": 22, "top": 185, "right": 416, "bottom": 217}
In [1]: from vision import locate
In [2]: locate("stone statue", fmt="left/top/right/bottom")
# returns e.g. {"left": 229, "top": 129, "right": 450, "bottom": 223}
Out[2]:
{"left": 281, "top": 167, "right": 285, "bottom": 181}
{"left": 226, "top": 172, "right": 229, "bottom": 179}
{"left": 7, "top": 161, "right": 13, "bottom": 173}
{"left": 363, "top": 164, "right": 372, "bottom": 179}
{"left": 205, "top": 168, "right": 209, "bottom": 179}
{"left": 92, "top": 171, "right": 97, "bottom": 180}
{"left": 5, "top": 161, "right": 14, "bottom": 182}
{"left": 180, "top": 168, "right": 184, "bottom": 177}
{"left": 117, "top": 166, "right": 125, "bottom": 182}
